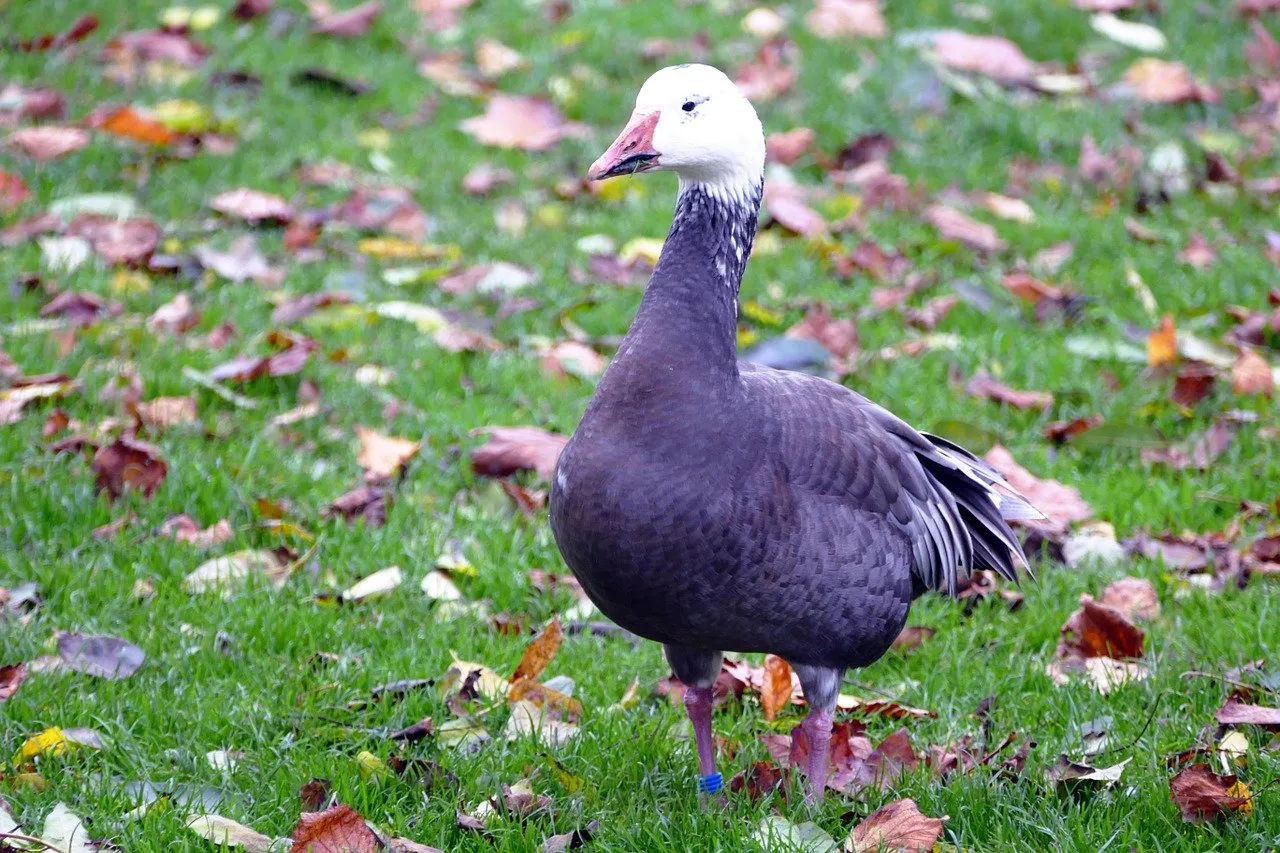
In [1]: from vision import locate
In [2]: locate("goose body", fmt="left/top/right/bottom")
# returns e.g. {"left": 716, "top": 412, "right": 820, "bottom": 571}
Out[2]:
{"left": 549, "top": 64, "right": 1039, "bottom": 802}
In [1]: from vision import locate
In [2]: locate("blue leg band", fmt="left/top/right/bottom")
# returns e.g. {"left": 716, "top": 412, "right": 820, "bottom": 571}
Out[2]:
{"left": 698, "top": 772, "right": 723, "bottom": 795}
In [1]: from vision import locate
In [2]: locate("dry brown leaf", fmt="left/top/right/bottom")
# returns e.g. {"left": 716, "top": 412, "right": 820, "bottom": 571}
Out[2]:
{"left": 766, "top": 128, "right": 816, "bottom": 165}
{"left": 891, "top": 626, "right": 935, "bottom": 652}
{"left": 510, "top": 617, "right": 563, "bottom": 684}
{"left": 1216, "top": 699, "right": 1280, "bottom": 729}
{"left": 540, "top": 341, "right": 606, "bottom": 380}
{"left": 159, "top": 514, "right": 233, "bottom": 549}
{"left": 41, "top": 291, "right": 114, "bottom": 325}
{"left": 734, "top": 38, "right": 799, "bottom": 101}
{"left": 0, "top": 168, "right": 31, "bottom": 212}
{"left": 1179, "top": 233, "right": 1216, "bottom": 270}
{"left": 1169, "top": 764, "right": 1251, "bottom": 823}
{"left": 66, "top": 214, "right": 161, "bottom": 265}
{"left": 471, "top": 426, "right": 567, "bottom": 479}
{"left": 1231, "top": 349, "right": 1274, "bottom": 396}
{"left": 1057, "top": 595, "right": 1145, "bottom": 660}
{"left": 760, "top": 654, "right": 792, "bottom": 722}
{"left": 786, "top": 303, "right": 860, "bottom": 361}
{"left": 983, "top": 192, "right": 1035, "bottom": 223}
{"left": 1122, "top": 59, "right": 1216, "bottom": 104}
{"left": 414, "top": 0, "right": 473, "bottom": 29}
{"left": 1044, "top": 414, "right": 1104, "bottom": 445}
{"left": 92, "top": 438, "right": 167, "bottom": 500}
{"left": 356, "top": 426, "right": 420, "bottom": 479}
{"left": 984, "top": 445, "right": 1091, "bottom": 534}
{"left": 290, "top": 804, "right": 381, "bottom": 852}
{"left": 0, "top": 663, "right": 28, "bottom": 702}
{"left": 323, "top": 485, "right": 388, "bottom": 526}
{"left": 1147, "top": 315, "right": 1177, "bottom": 367}
{"left": 845, "top": 798, "right": 945, "bottom": 853}
{"left": 311, "top": 0, "right": 383, "bottom": 36}
{"left": 461, "top": 95, "right": 578, "bottom": 151}
{"left": 135, "top": 395, "right": 198, "bottom": 430}
{"left": 1100, "top": 577, "right": 1159, "bottom": 621}
{"left": 102, "top": 28, "right": 209, "bottom": 67}
{"left": 210, "top": 188, "right": 294, "bottom": 224}
{"left": 966, "top": 371, "right": 1053, "bottom": 410}
{"left": 8, "top": 126, "right": 90, "bottom": 161}
{"left": 475, "top": 38, "right": 523, "bottom": 78}
{"left": 148, "top": 292, "right": 199, "bottom": 335}
{"left": 925, "top": 204, "right": 1006, "bottom": 252}
{"left": 931, "top": 30, "right": 1038, "bottom": 83}
{"left": 805, "top": 0, "right": 886, "bottom": 39}
{"left": 1170, "top": 363, "right": 1215, "bottom": 407}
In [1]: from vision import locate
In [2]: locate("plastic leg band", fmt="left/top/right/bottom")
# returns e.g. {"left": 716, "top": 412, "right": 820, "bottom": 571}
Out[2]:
{"left": 698, "top": 772, "right": 723, "bottom": 795}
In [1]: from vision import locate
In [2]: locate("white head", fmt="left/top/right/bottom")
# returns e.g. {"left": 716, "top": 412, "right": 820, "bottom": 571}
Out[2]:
{"left": 587, "top": 64, "right": 765, "bottom": 200}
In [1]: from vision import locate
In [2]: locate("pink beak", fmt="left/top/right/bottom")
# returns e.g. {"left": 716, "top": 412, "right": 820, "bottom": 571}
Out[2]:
{"left": 587, "top": 112, "right": 661, "bottom": 181}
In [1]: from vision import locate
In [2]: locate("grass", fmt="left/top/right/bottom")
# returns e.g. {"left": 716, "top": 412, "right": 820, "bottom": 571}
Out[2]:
{"left": 2, "top": 0, "right": 1279, "bottom": 849}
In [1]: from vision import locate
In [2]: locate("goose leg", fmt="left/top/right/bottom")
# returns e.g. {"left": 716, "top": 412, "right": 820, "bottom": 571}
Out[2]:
{"left": 793, "top": 663, "right": 842, "bottom": 805}
{"left": 664, "top": 644, "right": 724, "bottom": 801}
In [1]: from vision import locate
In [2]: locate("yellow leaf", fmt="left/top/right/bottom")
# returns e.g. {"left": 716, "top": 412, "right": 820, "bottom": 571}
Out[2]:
{"left": 446, "top": 656, "right": 509, "bottom": 702}
{"left": 355, "top": 750, "right": 391, "bottom": 781}
{"left": 152, "top": 99, "right": 215, "bottom": 134}
{"left": 357, "top": 129, "right": 391, "bottom": 150}
{"left": 619, "top": 237, "right": 664, "bottom": 265}
{"left": 1147, "top": 315, "right": 1177, "bottom": 367}
{"left": 511, "top": 617, "right": 564, "bottom": 684}
{"left": 112, "top": 269, "right": 151, "bottom": 295}
{"left": 507, "top": 679, "right": 583, "bottom": 720}
{"left": 740, "top": 300, "right": 783, "bottom": 327}
{"left": 1227, "top": 780, "right": 1253, "bottom": 816}
{"left": 543, "top": 752, "right": 586, "bottom": 793}
{"left": 358, "top": 238, "right": 448, "bottom": 261}
{"left": 355, "top": 426, "right": 420, "bottom": 478}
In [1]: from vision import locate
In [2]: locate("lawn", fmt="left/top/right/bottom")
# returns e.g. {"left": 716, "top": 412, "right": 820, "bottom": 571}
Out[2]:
{"left": 2, "top": 0, "right": 1279, "bottom": 850}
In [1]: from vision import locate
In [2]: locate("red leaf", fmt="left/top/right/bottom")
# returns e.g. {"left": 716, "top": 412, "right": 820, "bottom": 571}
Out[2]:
{"left": 966, "top": 371, "right": 1053, "bottom": 410}
{"left": 1056, "top": 595, "right": 1145, "bottom": 660}
{"left": 1169, "top": 764, "right": 1251, "bottom": 823}
{"left": 92, "top": 438, "right": 168, "bottom": 500}
{"left": 846, "top": 798, "right": 946, "bottom": 853}
{"left": 290, "top": 804, "right": 382, "bottom": 852}
{"left": 0, "top": 662, "right": 27, "bottom": 702}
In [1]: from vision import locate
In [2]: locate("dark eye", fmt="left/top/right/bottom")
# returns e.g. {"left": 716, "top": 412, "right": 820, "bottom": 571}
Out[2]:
{"left": 682, "top": 100, "right": 697, "bottom": 113}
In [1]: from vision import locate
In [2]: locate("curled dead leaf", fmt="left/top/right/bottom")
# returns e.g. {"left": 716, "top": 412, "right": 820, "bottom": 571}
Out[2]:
{"left": 92, "top": 437, "right": 167, "bottom": 500}
{"left": 1169, "top": 764, "right": 1251, "bottom": 823}
{"left": 966, "top": 371, "right": 1053, "bottom": 410}
{"left": 471, "top": 426, "right": 567, "bottom": 479}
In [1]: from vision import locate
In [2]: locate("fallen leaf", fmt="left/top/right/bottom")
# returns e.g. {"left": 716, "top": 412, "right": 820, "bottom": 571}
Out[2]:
{"left": 891, "top": 626, "right": 935, "bottom": 652}
{"left": 323, "top": 485, "right": 388, "bottom": 526}
{"left": 1100, "top": 577, "right": 1160, "bottom": 620}
{"left": 967, "top": 371, "right": 1053, "bottom": 410}
{"left": 0, "top": 168, "right": 31, "bottom": 212}
{"left": 92, "top": 438, "right": 167, "bottom": 499}
{"left": 40, "top": 802, "right": 96, "bottom": 853}
{"left": 734, "top": 38, "right": 800, "bottom": 101}
{"left": 311, "top": 0, "right": 383, "bottom": 36}
{"left": 471, "top": 426, "right": 567, "bottom": 479}
{"left": 1216, "top": 699, "right": 1280, "bottom": 729}
{"left": 341, "top": 565, "right": 403, "bottom": 602}
{"left": 148, "top": 292, "right": 199, "bottom": 334}
{"left": 356, "top": 427, "right": 420, "bottom": 479}
{"left": 503, "top": 699, "right": 579, "bottom": 746}
{"left": 805, "top": 0, "right": 886, "bottom": 39}
{"left": 925, "top": 204, "right": 1006, "bottom": 252}
{"left": 98, "top": 106, "right": 176, "bottom": 146}
{"left": 1122, "top": 58, "right": 1215, "bottom": 104}
{"left": 197, "top": 237, "right": 276, "bottom": 284}
{"left": 57, "top": 632, "right": 145, "bottom": 678}
{"left": 210, "top": 188, "right": 294, "bottom": 224}
{"left": 1057, "top": 595, "right": 1145, "bottom": 660}
{"left": 1147, "top": 315, "right": 1178, "bottom": 367}
{"left": 1232, "top": 349, "right": 1273, "bottom": 396}
{"left": 766, "top": 128, "right": 816, "bottom": 165}
{"left": 1047, "top": 755, "right": 1130, "bottom": 793}
{"left": 1091, "top": 12, "right": 1167, "bottom": 52}
{"left": 41, "top": 291, "right": 112, "bottom": 325}
{"left": 1, "top": 663, "right": 28, "bottom": 701}
{"left": 983, "top": 192, "right": 1035, "bottom": 223}
{"left": 930, "top": 30, "right": 1038, "bottom": 84}
{"left": 844, "top": 798, "right": 945, "bottom": 853}
{"left": 186, "top": 814, "right": 281, "bottom": 852}
{"left": 540, "top": 341, "right": 606, "bottom": 380}
{"left": 65, "top": 212, "right": 161, "bottom": 265}
{"left": 511, "top": 617, "right": 563, "bottom": 684}
{"left": 541, "top": 821, "right": 598, "bottom": 853}
{"left": 984, "top": 445, "right": 1092, "bottom": 534}
{"left": 761, "top": 654, "right": 793, "bottom": 722}
{"left": 8, "top": 126, "right": 90, "bottom": 161}
{"left": 786, "top": 303, "right": 859, "bottom": 361}
{"left": 475, "top": 38, "right": 523, "bottom": 78}
{"left": 159, "top": 514, "right": 233, "bottom": 549}
{"left": 1170, "top": 764, "right": 1251, "bottom": 822}
{"left": 461, "top": 95, "right": 579, "bottom": 151}
{"left": 184, "top": 549, "right": 291, "bottom": 593}
{"left": 102, "top": 28, "right": 209, "bottom": 67}
{"left": 136, "top": 395, "right": 198, "bottom": 431}
{"left": 1171, "top": 363, "right": 1215, "bottom": 407}
{"left": 1044, "top": 415, "right": 1104, "bottom": 445}
{"left": 1179, "top": 233, "right": 1216, "bottom": 270}
{"left": 290, "top": 804, "right": 381, "bottom": 852}
{"left": 754, "top": 816, "right": 838, "bottom": 852}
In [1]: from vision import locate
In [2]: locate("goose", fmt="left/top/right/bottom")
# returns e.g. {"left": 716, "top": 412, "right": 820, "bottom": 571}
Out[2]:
{"left": 549, "top": 64, "right": 1041, "bottom": 804}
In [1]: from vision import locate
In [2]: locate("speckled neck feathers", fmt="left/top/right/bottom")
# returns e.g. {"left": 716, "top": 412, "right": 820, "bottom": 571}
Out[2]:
{"left": 623, "top": 180, "right": 763, "bottom": 374}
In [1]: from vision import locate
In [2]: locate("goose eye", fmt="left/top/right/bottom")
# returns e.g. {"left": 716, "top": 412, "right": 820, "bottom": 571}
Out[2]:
{"left": 681, "top": 101, "right": 697, "bottom": 113}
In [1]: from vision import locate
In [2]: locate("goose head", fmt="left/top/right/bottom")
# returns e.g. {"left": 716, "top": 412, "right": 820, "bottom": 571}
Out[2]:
{"left": 588, "top": 64, "right": 765, "bottom": 199}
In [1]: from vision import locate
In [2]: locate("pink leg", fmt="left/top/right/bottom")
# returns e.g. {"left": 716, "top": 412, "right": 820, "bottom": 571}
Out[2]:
{"left": 683, "top": 685, "right": 722, "bottom": 800}
{"left": 799, "top": 708, "right": 833, "bottom": 804}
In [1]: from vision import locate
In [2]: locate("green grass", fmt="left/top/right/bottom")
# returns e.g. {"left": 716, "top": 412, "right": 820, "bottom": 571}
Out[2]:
{"left": 2, "top": 0, "right": 1279, "bottom": 849}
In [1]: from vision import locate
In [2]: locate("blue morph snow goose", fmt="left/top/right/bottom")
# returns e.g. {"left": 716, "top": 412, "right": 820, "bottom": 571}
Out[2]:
{"left": 549, "top": 64, "right": 1041, "bottom": 803}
